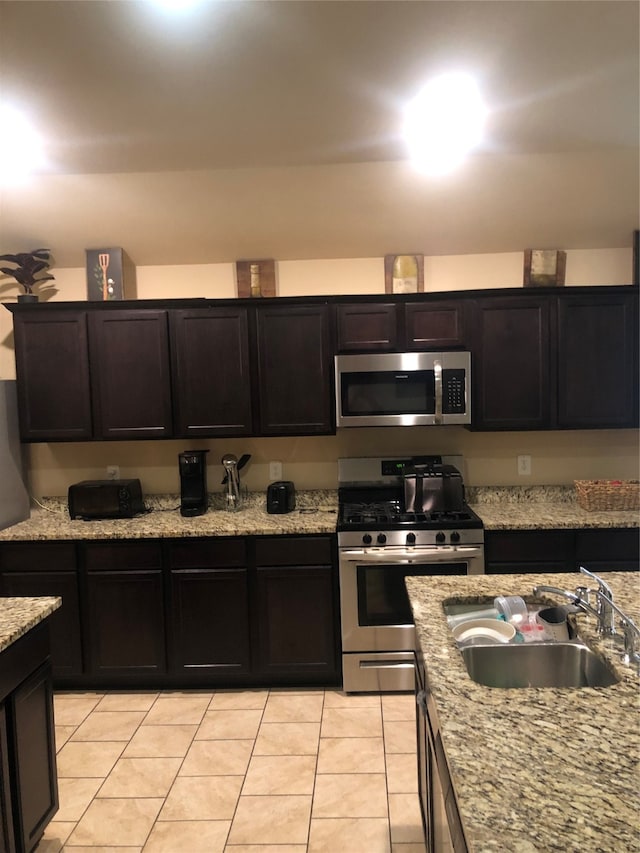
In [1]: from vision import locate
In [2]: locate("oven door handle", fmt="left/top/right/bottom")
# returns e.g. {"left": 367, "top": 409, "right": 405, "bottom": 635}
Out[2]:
{"left": 340, "top": 546, "right": 484, "bottom": 563}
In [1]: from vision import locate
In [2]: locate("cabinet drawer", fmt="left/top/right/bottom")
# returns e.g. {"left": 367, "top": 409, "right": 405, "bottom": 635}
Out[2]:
{"left": 168, "top": 538, "right": 247, "bottom": 568}
{"left": 486, "top": 530, "right": 574, "bottom": 563}
{"left": 0, "top": 542, "right": 76, "bottom": 573}
{"left": 255, "top": 536, "right": 333, "bottom": 566}
{"left": 83, "top": 541, "right": 162, "bottom": 570}
{"left": 575, "top": 528, "right": 639, "bottom": 562}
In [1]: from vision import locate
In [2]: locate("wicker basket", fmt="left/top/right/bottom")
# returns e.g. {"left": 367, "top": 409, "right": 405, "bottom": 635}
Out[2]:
{"left": 574, "top": 479, "right": 640, "bottom": 512}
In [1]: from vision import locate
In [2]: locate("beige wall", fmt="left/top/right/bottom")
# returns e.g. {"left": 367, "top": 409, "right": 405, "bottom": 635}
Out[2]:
{"left": 1, "top": 248, "right": 637, "bottom": 497}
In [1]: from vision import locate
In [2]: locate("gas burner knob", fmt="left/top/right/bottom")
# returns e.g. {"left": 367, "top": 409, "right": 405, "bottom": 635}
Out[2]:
{"left": 406, "top": 532, "right": 416, "bottom": 545}
{"left": 450, "top": 531, "right": 461, "bottom": 544}
{"left": 377, "top": 533, "right": 387, "bottom": 545}
{"left": 435, "top": 531, "right": 446, "bottom": 544}
{"left": 362, "top": 534, "right": 372, "bottom": 546}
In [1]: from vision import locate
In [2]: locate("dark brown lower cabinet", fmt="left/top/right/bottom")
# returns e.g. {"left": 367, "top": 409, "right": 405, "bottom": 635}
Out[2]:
{"left": 485, "top": 528, "right": 639, "bottom": 574}
{"left": 84, "top": 541, "right": 166, "bottom": 683}
{"left": 256, "top": 566, "right": 337, "bottom": 680}
{"left": 254, "top": 536, "right": 340, "bottom": 684}
{"left": 0, "top": 543, "right": 83, "bottom": 683}
{"left": 0, "top": 705, "right": 16, "bottom": 853}
{"left": 167, "top": 538, "right": 250, "bottom": 682}
{"left": 0, "top": 625, "right": 58, "bottom": 853}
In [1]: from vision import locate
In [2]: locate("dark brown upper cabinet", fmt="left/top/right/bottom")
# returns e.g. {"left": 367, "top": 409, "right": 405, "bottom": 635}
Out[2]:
{"left": 12, "top": 310, "right": 93, "bottom": 441}
{"left": 404, "top": 300, "right": 466, "bottom": 349}
{"left": 470, "top": 287, "right": 638, "bottom": 431}
{"left": 88, "top": 309, "right": 173, "bottom": 439}
{"left": 336, "top": 303, "right": 398, "bottom": 351}
{"left": 557, "top": 291, "right": 638, "bottom": 428}
{"left": 470, "top": 295, "right": 551, "bottom": 430}
{"left": 170, "top": 306, "right": 253, "bottom": 437}
{"left": 255, "top": 303, "right": 333, "bottom": 435}
{"left": 336, "top": 299, "right": 466, "bottom": 352}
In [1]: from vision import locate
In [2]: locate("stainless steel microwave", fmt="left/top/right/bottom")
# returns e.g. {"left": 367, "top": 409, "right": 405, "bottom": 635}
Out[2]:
{"left": 334, "top": 351, "right": 471, "bottom": 427}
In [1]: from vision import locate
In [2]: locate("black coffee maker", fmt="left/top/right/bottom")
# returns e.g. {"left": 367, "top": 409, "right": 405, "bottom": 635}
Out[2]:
{"left": 178, "top": 450, "right": 209, "bottom": 517}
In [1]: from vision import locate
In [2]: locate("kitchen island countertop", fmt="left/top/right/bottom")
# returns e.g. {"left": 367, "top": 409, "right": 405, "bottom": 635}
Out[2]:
{"left": 0, "top": 596, "right": 62, "bottom": 654}
{"left": 0, "top": 486, "right": 637, "bottom": 541}
{"left": 406, "top": 571, "right": 640, "bottom": 853}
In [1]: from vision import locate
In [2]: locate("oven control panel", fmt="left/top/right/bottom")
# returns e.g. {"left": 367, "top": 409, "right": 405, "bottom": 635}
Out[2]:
{"left": 338, "top": 528, "right": 484, "bottom": 549}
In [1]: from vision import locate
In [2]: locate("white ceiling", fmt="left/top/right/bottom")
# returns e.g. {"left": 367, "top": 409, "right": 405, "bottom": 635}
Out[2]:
{"left": 1, "top": 0, "right": 638, "bottom": 268}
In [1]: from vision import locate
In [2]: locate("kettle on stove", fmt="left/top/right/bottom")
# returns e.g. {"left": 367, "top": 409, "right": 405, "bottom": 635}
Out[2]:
{"left": 403, "top": 462, "right": 465, "bottom": 514}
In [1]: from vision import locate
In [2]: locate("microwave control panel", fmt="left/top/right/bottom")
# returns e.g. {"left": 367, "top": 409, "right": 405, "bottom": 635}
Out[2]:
{"left": 442, "top": 369, "right": 466, "bottom": 413}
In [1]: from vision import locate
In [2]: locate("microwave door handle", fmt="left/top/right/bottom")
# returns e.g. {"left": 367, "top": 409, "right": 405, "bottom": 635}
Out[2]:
{"left": 434, "top": 359, "right": 442, "bottom": 424}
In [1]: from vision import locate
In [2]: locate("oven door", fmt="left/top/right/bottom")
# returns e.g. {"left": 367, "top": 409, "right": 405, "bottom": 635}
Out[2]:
{"left": 339, "top": 546, "right": 484, "bottom": 654}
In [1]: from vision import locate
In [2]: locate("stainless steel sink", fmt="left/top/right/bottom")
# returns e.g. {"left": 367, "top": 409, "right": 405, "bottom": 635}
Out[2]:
{"left": 460, "top": 642, "right": 619, "bottom": 689}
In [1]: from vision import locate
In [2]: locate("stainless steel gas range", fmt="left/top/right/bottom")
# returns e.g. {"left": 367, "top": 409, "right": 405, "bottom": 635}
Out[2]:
{"left": 338, "top": 456, "right": 484, "bottom": 693}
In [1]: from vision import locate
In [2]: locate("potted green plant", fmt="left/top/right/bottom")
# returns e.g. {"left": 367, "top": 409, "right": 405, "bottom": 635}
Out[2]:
{"left": 0, "top": 248, "right": 55, "bottom": 302}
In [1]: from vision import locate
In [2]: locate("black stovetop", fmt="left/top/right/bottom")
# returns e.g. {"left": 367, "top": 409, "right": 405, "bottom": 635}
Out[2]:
{"left": 337, "top": 489, "right": 483, "bottom": 532}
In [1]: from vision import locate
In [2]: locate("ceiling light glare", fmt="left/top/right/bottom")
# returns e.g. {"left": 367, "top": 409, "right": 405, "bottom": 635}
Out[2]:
{"left": 150, "top": 0, "right": 200, "bottom": 11}
{"left": 403, "top": 73, "right": 487, "bottom": 176}
{"left": 0, "top": 105, "right": 44, "bottom": 182}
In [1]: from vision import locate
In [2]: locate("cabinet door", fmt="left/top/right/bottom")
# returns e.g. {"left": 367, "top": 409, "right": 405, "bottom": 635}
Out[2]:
{"left": 0, "top": 543, "right": 83, "bottom": 682}
{"left": 471, "top": 296, "right": 551, "bottom": 430}
{"left": 84, "top": 542, "right": 165, "bottom": 678}
{"left": 0, "top": 706, "right": 16, "bottom": 853}
{"left": 256, "top": 304, "right": 333, "bottom": 435}
{"left": 485, "top": 530, "right": 574, "bottom": 574}
{"left": 575, "top": 528, "right": 640, "bottom": 572}
{"left": 10, "top": 662, "right": 58, "bottom": 853}
{"left": 88, "top": 310, "right": 173, "bottom": 439}
{"left": 404, "top": 300, "right": 465, "bottom": 349}
{"left": 254, "top": 537, "right": 338, "bottom": 681}
{"left": 557, "top": 292, "right": 638, "bottom": 428}
{"left": 168, "top": 538, "right": 250, "bottom": 676}
{"left": 171, "top": 307, "right": 253, "bottom": 436}
{"left": 12, "top": 310, "right": 92, "bottom": 441}
{"left": 256, "top": 566, "right": 338, "bottom": 679}
{"left": 335, "top": 303, "right": 398, "bottom": 352}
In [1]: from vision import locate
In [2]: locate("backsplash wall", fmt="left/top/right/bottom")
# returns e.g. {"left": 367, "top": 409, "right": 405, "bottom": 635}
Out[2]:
{"left": 0, "top": 248, "right": 636, "bottom": 497}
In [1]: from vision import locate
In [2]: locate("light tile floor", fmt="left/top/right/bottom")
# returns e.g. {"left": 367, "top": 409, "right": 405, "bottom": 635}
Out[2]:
{"left": 37, "top": 688, "right": 426, "bottom": 853}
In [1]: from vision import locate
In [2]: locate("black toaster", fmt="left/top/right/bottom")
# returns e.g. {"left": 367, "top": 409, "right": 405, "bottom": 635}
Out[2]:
{"left": 266, "top": 481, "right": 296, "bottom": 514}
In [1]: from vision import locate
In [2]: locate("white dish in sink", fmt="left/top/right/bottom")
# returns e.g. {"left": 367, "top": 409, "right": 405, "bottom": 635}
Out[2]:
{"left": 452, "top": 618, "right": 516, "bottom": 645}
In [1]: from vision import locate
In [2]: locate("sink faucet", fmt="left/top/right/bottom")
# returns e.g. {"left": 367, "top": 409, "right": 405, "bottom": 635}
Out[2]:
{"left": 578, "top": 566, "right": 616, "bottom": 634}
{"left": 533, "top": 580, "right": 640, "bottom": 669}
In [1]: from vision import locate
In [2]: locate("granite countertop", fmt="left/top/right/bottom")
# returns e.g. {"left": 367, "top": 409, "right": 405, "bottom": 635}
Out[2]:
{"left": 406, "top": 571, "right": 640, "bottom": 853}
{"left": 468, "top": 486, "right": 639, "bottom": 530}
{"left": 0, "top": 596, "right": 62, "bottom": 654}
{"left": 0, "top": 490, "right": 339, "bottom": 541}
{"left": 0, "top": 486, "right": 636, "bottom": 542}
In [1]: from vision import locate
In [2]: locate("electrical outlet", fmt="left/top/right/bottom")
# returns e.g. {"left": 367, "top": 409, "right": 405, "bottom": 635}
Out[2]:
{"left": 269, "top": 461, "right": 283, "bottom": 481}
{"left": 106, "top": 465, "right": 120, "bottom": 480}
{"left": 517, "top": 455, "right": 531, "bottom": 476}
